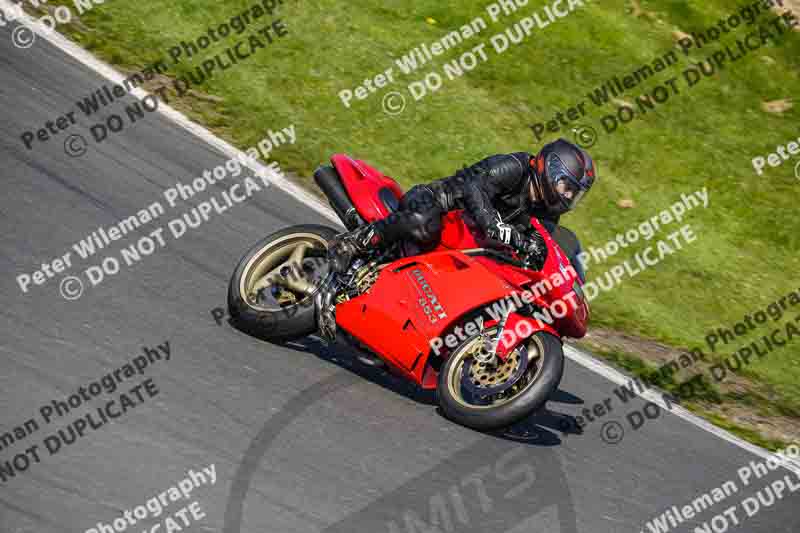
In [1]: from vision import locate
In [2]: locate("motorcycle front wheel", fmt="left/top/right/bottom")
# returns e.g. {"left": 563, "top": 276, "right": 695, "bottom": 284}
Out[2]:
{"left": 437, "top": 331, "right": 564, "bottom": 431}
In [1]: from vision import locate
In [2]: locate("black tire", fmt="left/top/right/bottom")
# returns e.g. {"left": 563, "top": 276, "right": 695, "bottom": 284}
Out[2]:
{"left": 437, "top": 332, "right": 565, "bottom": 431}
{"left": 227, "top": 224, "right": 339, "bottom": 343}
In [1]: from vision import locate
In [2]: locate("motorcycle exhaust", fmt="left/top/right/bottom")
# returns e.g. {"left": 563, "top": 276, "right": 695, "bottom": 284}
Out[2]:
{"left": 313, "top": 165, "right": 363, "bottom": 230}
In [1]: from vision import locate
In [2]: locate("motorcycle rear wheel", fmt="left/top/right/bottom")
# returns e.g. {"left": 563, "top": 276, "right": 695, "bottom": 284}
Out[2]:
{"left": 227, "top": 225, "right": 339, "bottom": 342}
{"left": 437, "top": 331, "right": 564, "bottom": 431}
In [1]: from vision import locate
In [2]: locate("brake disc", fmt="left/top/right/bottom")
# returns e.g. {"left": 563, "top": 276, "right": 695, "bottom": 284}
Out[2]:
{"left": 461, "top": 345, "right": 530, "bottom": 398}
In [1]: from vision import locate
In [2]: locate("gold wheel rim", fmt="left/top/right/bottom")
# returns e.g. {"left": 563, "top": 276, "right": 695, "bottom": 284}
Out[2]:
{"left": 238, "top": 233, "right": 328, "bottom": 313}
{"left": 446, "top": 333, "right": 545, "bottom": 410}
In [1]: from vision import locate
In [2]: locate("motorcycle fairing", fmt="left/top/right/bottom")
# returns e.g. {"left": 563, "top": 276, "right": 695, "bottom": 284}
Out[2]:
{"left": 335, "top": 250, "right": 517, "bottom": 385}
{"left": 532, "top": 217, "right": 590, "bottom": 339}
{"left": 330, "top": 154, "right": 403, "bottom": 223}
{"left": 438, "top": 210, "right": 480, "bottom": 250}
{"left": 474, "top": 218, "right": 589, "bottom": 340}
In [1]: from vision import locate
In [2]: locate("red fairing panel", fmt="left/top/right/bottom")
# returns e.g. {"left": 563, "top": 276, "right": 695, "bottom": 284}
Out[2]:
{"left": 528, "top": 218, "right": 589, "bottom": 338}
{"left": 471, "top": 218, "right": 589, "bottom": 340}
{"left": 335, "top": 251, "right": 514, "bottom": 386}
{"left": 330, "top": 154, "right": 404, "bottom": 223}
{"left": 437, "top": 210, "right": 482, "bottom": 250}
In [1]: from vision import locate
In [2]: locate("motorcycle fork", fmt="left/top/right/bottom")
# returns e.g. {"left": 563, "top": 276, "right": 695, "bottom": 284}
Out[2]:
{"left": 479, "top": 308, "right": 511, "bottom": 366}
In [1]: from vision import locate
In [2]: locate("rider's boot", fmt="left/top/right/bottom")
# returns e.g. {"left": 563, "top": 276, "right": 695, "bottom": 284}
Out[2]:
{"left": 327, "top": 222, "right": 385, "bottom": 273}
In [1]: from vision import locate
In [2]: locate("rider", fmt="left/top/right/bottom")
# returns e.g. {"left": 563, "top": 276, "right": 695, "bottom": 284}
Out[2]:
{"left": 328, "top": 138, "right": 597, "bottom": 278}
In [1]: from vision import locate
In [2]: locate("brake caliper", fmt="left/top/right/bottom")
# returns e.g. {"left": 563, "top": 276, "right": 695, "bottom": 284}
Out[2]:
{"left": 461, "top": 343, "right": 529, "bottom": 398}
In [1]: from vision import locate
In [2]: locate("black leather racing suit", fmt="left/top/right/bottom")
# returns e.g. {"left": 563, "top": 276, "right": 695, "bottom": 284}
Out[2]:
{"left": 375, "top": 152, "right": 558, "bottom": 248}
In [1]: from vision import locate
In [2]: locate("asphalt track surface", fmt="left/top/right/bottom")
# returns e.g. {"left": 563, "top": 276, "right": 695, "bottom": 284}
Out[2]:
{"left": 2, "top": 21, "right": 799, "bottom": 533}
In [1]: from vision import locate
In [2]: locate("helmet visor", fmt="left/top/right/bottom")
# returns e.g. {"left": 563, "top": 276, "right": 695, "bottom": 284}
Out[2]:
{"left": 546, "top": 154, "right": 587, "bottom": 210}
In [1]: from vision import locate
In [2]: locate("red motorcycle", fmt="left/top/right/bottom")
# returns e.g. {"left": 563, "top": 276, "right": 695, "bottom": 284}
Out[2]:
{"left": 228, "top": 155, "right": 589, "bottom": 430}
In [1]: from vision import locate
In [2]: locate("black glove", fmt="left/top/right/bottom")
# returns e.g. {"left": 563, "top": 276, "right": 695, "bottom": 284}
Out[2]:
{"left": 521, "top": 231, "right": 548, "bottom": 270}
{"left": 485, "top": 216, "right": 525, "bottom": 249}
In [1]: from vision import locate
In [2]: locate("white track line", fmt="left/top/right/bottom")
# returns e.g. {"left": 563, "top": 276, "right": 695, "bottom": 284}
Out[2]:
{"left": 0, "top": 0, "right": 341, "bottom": 225}
{"left": 565, "top": 345, "right": 800, "bottom": 473}
{"left": 7, "top": 0, "right": 797, "bottom": 471}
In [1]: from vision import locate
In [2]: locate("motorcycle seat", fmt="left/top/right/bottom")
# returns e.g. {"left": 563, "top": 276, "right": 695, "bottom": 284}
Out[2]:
{"left": 379, "top": 187, "right": 400, "bottom": 213}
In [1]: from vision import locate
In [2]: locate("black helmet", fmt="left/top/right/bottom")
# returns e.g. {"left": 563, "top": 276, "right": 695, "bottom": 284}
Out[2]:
{"left": 530, "top": 138, "right": 597, "bottom": 216}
